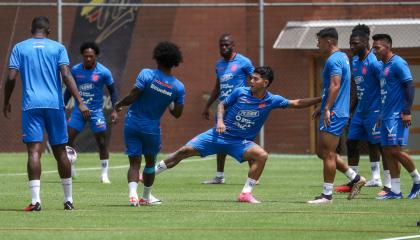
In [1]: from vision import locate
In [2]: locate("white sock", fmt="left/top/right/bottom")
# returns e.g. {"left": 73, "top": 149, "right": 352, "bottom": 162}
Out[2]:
{"left": 29, "top": 180, "right": 41, "bottom": 204}
{"left": 61, "top": 178, "right": 73, "bottom": 203}
{"left": 383, "top": 170, "right": 391, "bottom": 188}
{"left": 322, "top": 183, "right": 334, "bottom": 196}
{"left": 390, "top": 178, "right": 401, "bottom": 194}
{"left": 100, "top": 159, "right": 109, "bottom": 177}
{"left": 142, "top": 186, "right": 152, "bottom": 200}
{"left": 242, "top": 177, "right": 257, "bottom": 193}
{"left": 216, "top": 171, "right": 224, "bottom": 178}
{"left": 350, "top": 166, "right": 359, "bottom": 174}
{"left": 155, "top": 161, "right": 167, "bottom": 175}
{"left": 345, "top": 168, "right": 357, "bottom": 181}
{"left": 371, "top": 162, "right": 381, "bottom": 180}
{"left": 409, "top": 169, "right": 420, "bottom": 184}
{"left": 128, "top": 182, "right": 138, "bottom": 198}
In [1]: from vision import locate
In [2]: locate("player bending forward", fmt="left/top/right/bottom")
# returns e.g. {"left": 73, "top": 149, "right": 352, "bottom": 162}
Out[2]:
{"left": 153, "top": 66, "right": 321, "bottom": 203}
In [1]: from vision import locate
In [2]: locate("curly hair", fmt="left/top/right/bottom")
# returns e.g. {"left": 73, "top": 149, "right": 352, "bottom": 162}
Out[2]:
{"left": 153, "top": 41, "right": 183, "bottom": 69}
{"left": 80, "top": 42, "right": 100, "bottom": 55}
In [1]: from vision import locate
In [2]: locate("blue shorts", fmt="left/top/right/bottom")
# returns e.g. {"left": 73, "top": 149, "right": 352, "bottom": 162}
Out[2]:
{"left": 380, "top": 118, "right": 409, "bottom": 146}
{"left": 186, "top": 129, "right": 256, "bottom": 163}
{"left": 348, "top": 112, "right": 381, "bottom": 144}
{"left": 22, "top": 108, "right": 68, "bottom": 145}
{"left": 319, "top": 114, "right": 349, "bottom": 137}
{"left": 124, "top": 124, "right": 161, "bottom": 157}
{"left": 68, "top": 109, "right": 106, "bottom": 133}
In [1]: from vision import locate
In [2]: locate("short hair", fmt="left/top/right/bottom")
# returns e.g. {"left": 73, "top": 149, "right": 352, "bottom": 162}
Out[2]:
{"left": 254, "top": 66, "right": 274, "bottom": 87}
{"left": 31, "top": 16, "right": 50, "bottom": 34}
{"left": 372, "top": 33, "right": 392, "bottom": 46}
{"left": 80, "top": 42, "right": 100, "bottom": 55}
{"left": 350, "top": 24, "right": 370, "bottom": 41}
{"left": 153, "top": 41, "right": 183, "bottom": 69}
{"left": 219, "top": 33, "right": 233, "bottom": 42}
{"left": 316, "top": 27, "right": 338, "bottom": 40}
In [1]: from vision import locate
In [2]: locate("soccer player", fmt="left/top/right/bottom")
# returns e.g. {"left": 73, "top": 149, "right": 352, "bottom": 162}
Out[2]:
{"left": 308, "top": 27, "right": 366, "bottom": 204}
{"left": 335, "top": 25, "right": 391, "bottom": 195}
{"left": 153, "top": 66, "right": 321, "bottom": 203}
{"left": 2, "top": 16, "right": 90, "bottom": 211}
{"left": 372, "top": 34, "right": 420, "bottom": 200}
{"left": 64, "top": 42, "right": 118, "bottom": 183}
{"left": 115, "top": 41, "right": 185, "bottom": 206}
{"left": 201, "top": 33, "right": 254, "bottom": 184}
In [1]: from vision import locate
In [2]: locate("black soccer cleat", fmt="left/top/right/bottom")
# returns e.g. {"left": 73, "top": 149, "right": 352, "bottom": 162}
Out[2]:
{"left": 64, "top": 201, "right": 74, "bottom": 210}
{"left": 23, "top": 202, "right": 41, "bottom": 212}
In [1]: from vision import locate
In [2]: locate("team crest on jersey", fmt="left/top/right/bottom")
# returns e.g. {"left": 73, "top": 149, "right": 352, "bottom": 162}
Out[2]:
{"left": 258, "top": 103, "right": 266, "bottom": 109}
{"left": 362, "top": 66, "right": 367, "bottom": 75}
{"left": 384, "top": 67, "right": 390, "bottom": 77}
{"left": 230, "top": 64, "right": 238, "bottom": 72}
{"left": 92, "top": 74, "right": 100, "bottom": 82}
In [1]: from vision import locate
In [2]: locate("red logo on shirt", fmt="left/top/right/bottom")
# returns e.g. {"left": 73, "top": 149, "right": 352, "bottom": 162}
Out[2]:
{"left": 362, "top": 66, "right": 367, "bottom": 75}
{"left": 258, "top": 103, "right": 266, "bottom": 109}
{"left": 230, "top": 64, "right": 238, "bottom": 72}
{"left": 155, "top": 80, "right": 173, "bottom": 89}
{"left": 92, "top": 74, "right": 99, "bottom": 82}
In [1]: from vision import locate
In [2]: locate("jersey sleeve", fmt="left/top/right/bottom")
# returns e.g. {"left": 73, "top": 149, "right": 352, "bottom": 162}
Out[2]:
{"left": 395, "top": 59, "right": 413, "bottom": 83}
{"left": 242, "top": 58, "right": 255, "bottom": 77}
{"left": 8, "top": 45, "right": 20, "bottom": 70}
{"left": 272, "top": 95, "right": 289, "bottom": 109}
{"left": 174, "top": 84, "right": 186, "bottom": 105}
{"left": 223, "top": 87, "right": 242, "bottom": 107}
{"left": 327, "top": 57, "right": 343, "bottom": 77}
{"left": 104, "top": 69, "right": 114, "bottom": 86}
{"left": 58, "top": 45, "right": 70, "bottom": 66}
{"left": 134, "top": 69, "right": 152, "bottom": 90}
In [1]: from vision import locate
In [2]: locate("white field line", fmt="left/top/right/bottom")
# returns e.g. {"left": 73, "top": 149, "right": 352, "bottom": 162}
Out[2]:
{"left": 381, "top": 235, "right": 420, "bottom": 240}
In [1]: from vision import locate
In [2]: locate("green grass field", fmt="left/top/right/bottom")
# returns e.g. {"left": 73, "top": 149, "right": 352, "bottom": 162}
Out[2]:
{"left": 0, "top": 153, "right": 419, "bottom": 240}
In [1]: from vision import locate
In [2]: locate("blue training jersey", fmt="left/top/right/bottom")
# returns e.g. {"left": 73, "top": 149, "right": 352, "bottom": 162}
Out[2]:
{"left": 8, "top": 37, "right": 70, "bottom": 111}
{"left": 321, "top": 51, "right": 351, "bottom": 118}
{"left": 380, "top": 54, "right": 413, "bottom": 119}
{"left": 220, "top": 87, "right": 289, "bottom": 140}
{"left": 352, "top": 51, "right": 382, "bottom": 116}
{"left": 71, "top": 62, "right": 114, "bottom": 111}
{"left": 126, "top": 68, "right": 185, "bottom": 135}
{"left": 215, "top": 53, "right": 254, "bottom": 101}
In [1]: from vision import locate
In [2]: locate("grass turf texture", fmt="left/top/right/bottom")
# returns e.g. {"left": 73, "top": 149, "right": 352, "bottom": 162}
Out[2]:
{"left": 0, "top": 153, "right": 419, "bottom": 240}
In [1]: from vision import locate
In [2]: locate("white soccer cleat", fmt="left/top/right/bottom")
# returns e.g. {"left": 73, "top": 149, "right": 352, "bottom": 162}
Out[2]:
{"left": 139, "top": 194, "right": 162, "bottom": 206}
{"left": 101, "top": 175, "right": 111, "bottom": 184}
{"left": 307, "top": 194, "right": 333, "bottom": 204}
{"left": 202, "top": 176, "right": 225, "bottom": 184}
{"left": 365, "top": 178, "right": 382, "bottom": 187}
{"left": 129, "top": 196, "right": 139, "bottom": 207}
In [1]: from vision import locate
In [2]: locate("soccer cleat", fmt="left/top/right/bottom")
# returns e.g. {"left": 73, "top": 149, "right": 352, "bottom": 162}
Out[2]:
{"left": 377, "top": 187, "right": 391, "bottom": 197}
{"left": 376, "top": 191, "right": 403, "bottom": 200}
{"left": 307, "top": 194, "right": 333, "bottom": 204}
{"left": 23, "top": 202, "right": 41, "bottom": 212}
{"left": 237, "top": 192, "right": 261, "bottom": 204}
{"left": 334, "top": 182, "right": 352, "bottom": 193}
{"left": 101, "top": 176, "right": 111, "bottom": 184}
{"left": 139, "top": 195, "right": 162, "bottom": 206}
{"left": 129, "top": 196, "right": 139, "bottom": 206}
{"left": 64, "top": 201, "right": 74, "bottom": 210}
{"left": 407, "top": 183, "right": 420, "bottom": 199}
{"left": 202, "top": 176, "right": 225, "bottom": 184}
{"left": 365, "top": 178, "right": 382, "bottom": 187}
{"left": 348, "top": 176, "right": 366, "bottom": 200}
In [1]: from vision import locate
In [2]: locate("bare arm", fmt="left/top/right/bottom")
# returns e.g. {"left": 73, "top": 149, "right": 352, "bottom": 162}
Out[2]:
{"left": 202, "top": 78, "right": 220, "bottom": 120}
{"left": 2, "top": 69, "right": 18, "bottom": 118}
{"left": 288, "top": 97, "right": 322, "bottom": 109}
{"left": 323, "top": 75, "right": 341, "bottom": 127}
{"left": 168, "top": 103, "right": 184, "bottom": 119}
{"left": 114, "top": 87, "right": 142, "bottom": 112}
{"left": 216, "top": 101, "right": 226, "bottom": 134}
{"left": 60, "top": 65, "right": 90, "bottom": 120}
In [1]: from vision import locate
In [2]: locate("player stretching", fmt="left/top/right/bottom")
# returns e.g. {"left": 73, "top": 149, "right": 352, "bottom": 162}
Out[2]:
{"left": 115, "top": 41, "right": 185, "bottom": 206}
{"left": 3, "top": 16, "right": 90, "bottom": 211}
{"left": 335, "top": 24, "right": 390, "bottom": 195}
{"left": 153, "top": 66, "right": 321, "bottom": 203}
{"left": 308, "top": 27, "right": 366, "bottom": 204}
{"left": 201, "top": 33, "right": 254, "bottom": 184}
{"left": 64, "top": 42, "right": 118, "bottom": 183}
{"left": 372, "top": 34, "right": 420, "bottom": 200}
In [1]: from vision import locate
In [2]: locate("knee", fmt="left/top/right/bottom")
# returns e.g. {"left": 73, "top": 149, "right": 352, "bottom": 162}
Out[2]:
{"left": 254, "top": 150, "right": 268, "bottom": 163}
{"left": 178, "top": 146, "right": 193, "bottom": 158}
